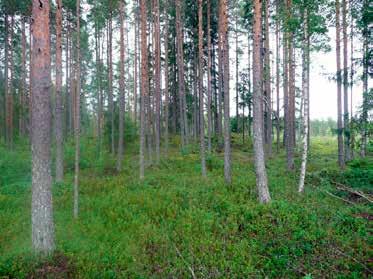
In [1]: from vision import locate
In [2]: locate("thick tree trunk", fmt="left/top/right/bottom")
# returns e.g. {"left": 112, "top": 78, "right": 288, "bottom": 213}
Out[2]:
{"left": 342, "top": 0, "right": 350, "bottom": 161}
{"left": 154, "top": 0, "right": 161, "bottom": 164}
{"left": 31, "top": 0, "right": 55, "bottom": 253}
{"left": 336, "top": 0, "right": 345, "bottom": 167}
{"left": 74, "top": 0, "right": 81, "bottom": 218}
{"left": 253, "top": 0, "right": 271, "bottom": 203}
{"left": 299, "top": 9, "right": 309, "bottom": 193}
{"left": 198, "top": 0, "right": 207, "bottom": 177}
{"left": 117, "top": 0, "right": 126, "bottom": 172}
{"left": 220, "top": 0, "right": 231, "bottom": 184}
{"left": 139, "top": 0, "right": 148, "bottom": 179}
{"left": 55, "top": 0, "right": 64, "bottom": 182}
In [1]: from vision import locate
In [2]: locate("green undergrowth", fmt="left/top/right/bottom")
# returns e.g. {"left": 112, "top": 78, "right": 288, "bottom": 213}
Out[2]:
{"left": 0, "top": 136, "right": 371, "bottom": 278}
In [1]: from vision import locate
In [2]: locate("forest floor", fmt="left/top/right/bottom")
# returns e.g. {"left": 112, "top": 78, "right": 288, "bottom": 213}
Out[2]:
{"left": 0, "top": 135, "right": 372, "bottom": 278}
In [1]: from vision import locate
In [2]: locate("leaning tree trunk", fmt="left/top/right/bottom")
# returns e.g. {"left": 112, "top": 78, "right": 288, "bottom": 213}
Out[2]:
{"left": 253, "top": 0, "right": 271, "bottom": 203}
{"left": 336, "top": 0, "right": 345, "bottom": 167}
{"left": 299, "top": 9, "right": 309, "bottom": 193}
{"left": 117, "top": 0, "right": 126, "bottom": 172}
{"left": 74, "top": 0, "right": 81, "bottom": 218}
{"left": 55, "top": 0, "right": 64, "bottom": 182}
{"left": 139, "top": 0, "right": 148, "bottom": 179}
{"left": 31, "top": 0, "right": 55, "bottom": 253}
{"left": 198, "top": 0, "right": 207, "bottom": 177}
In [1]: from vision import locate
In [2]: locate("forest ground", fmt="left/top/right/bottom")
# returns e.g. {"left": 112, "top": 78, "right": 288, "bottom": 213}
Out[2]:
{"left": 0, "top": 135, "right": 372, "bottom": 278}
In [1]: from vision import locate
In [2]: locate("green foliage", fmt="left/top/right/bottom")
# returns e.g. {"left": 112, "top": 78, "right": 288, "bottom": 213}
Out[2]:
{"left": 0, "top": 137, "right": 371, "bottom": 278}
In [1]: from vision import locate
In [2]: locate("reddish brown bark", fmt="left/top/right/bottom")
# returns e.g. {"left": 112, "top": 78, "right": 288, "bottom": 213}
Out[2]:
{"left": 31, "top": 0, "right": 55, "bottom": 253}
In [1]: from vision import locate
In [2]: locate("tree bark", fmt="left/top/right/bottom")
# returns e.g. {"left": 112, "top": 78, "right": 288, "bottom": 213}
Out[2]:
{"left": 299, "top": 9, "right": 309, "bottom": 193}
{"left": 198, "top": 0, "right": 207, "bottom": 177}
{"left": 220, "top": 0, "right": 231, "bottom": 184}
{"left": 108, "top": 12, "right": 115, "bottom": 154}
{"left": 360, "top": 0, "right": 368, "bottom": 157}
{"left": 287, "top": 0, "right": 295, "bottom": 170}
{"left": 275, "top": 0, "right": 280, "bottom": 153}
{"left": 4, "top": 15, "right": 8, "bottom": 145}
{"left": 117, "top": 0, "right": 126, "bottom": 172}
{"left": 164, "top": 10, "right": 169, "bottom": 155}
{"left": 336, "top": 0, "right": 345, "bottom": 167}
{"left": 207, "top": 0, "right": 212, "bottom": 153}
{"left": 154, "top": 0, "right": 161, "bottom": 164}
{"left": 253, "top": 0, "right": 271, "bottom": 203}
{"left": 74, "top": 0, "right": 81, "bottom": 218}
{"left": 264, "top": 0, "right": 272, "bottom": 156}
{"left": 342, "top": 0, "right": 350, "bottom": 161}
{"left": 140, "top": 0, "right": 148, "bottom": 179}
{"left": 31, "top": 0, "right": 55, "bottom": 253}
{"left": 176, "top": 0, "right": 188, "bottom": 147}
{"left": 55, "top": 0, "right": 64, "bottom": 182}
{"left": 20, "top": 16, "right": 27, "bottom": 137}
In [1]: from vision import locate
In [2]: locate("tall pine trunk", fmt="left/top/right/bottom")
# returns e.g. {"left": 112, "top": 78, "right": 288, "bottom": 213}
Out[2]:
{"left": 336, "top": 0, "right": 345, "bottom": 167}
{"left": 275, "top": 0, "right": 280, "bottom": 152}
{"left": 253, "top": 0, "right": 271, "bottom": 203}
{"left": 74, "top": 0, "right": 81, "bottom": 218}
{"left": 287, "top": 0, "right": 295, "bottom": 170}
{"left": 342, "top": 0, "right": 350, "bottom": 161}
{"left": 139, "top": 0, "right": 148, "bottom": 179}
{"left": 31, "top": 0, "right": 55, "bottom": 253}
{"left": 220, "top": 0, "right": 231, "bottom": 184}
{"left": 154, "top": 0, "right": 161, "bottom": 164}
{"left": 117, "top": 0, "right": 126, "bottom": 172}
{"left": 207, "top": 0, "right": 212, "bottom": 153}
{"left": 198, "top": 0, "right": 207, "bottom": 177}
{"left": 164, "top": 11, "right": 169, "bottom": 154}
{"left": 108, "top": 13, "right": 115, "bottom": 154}
{"left": 55, "top": 0, "right": 64, "bottom": 182}
{"left": 264, "top": 0, "right": 272, "bottom": 156}
{"left": 176, "top": 0, "right": 188, "bottom": 147}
